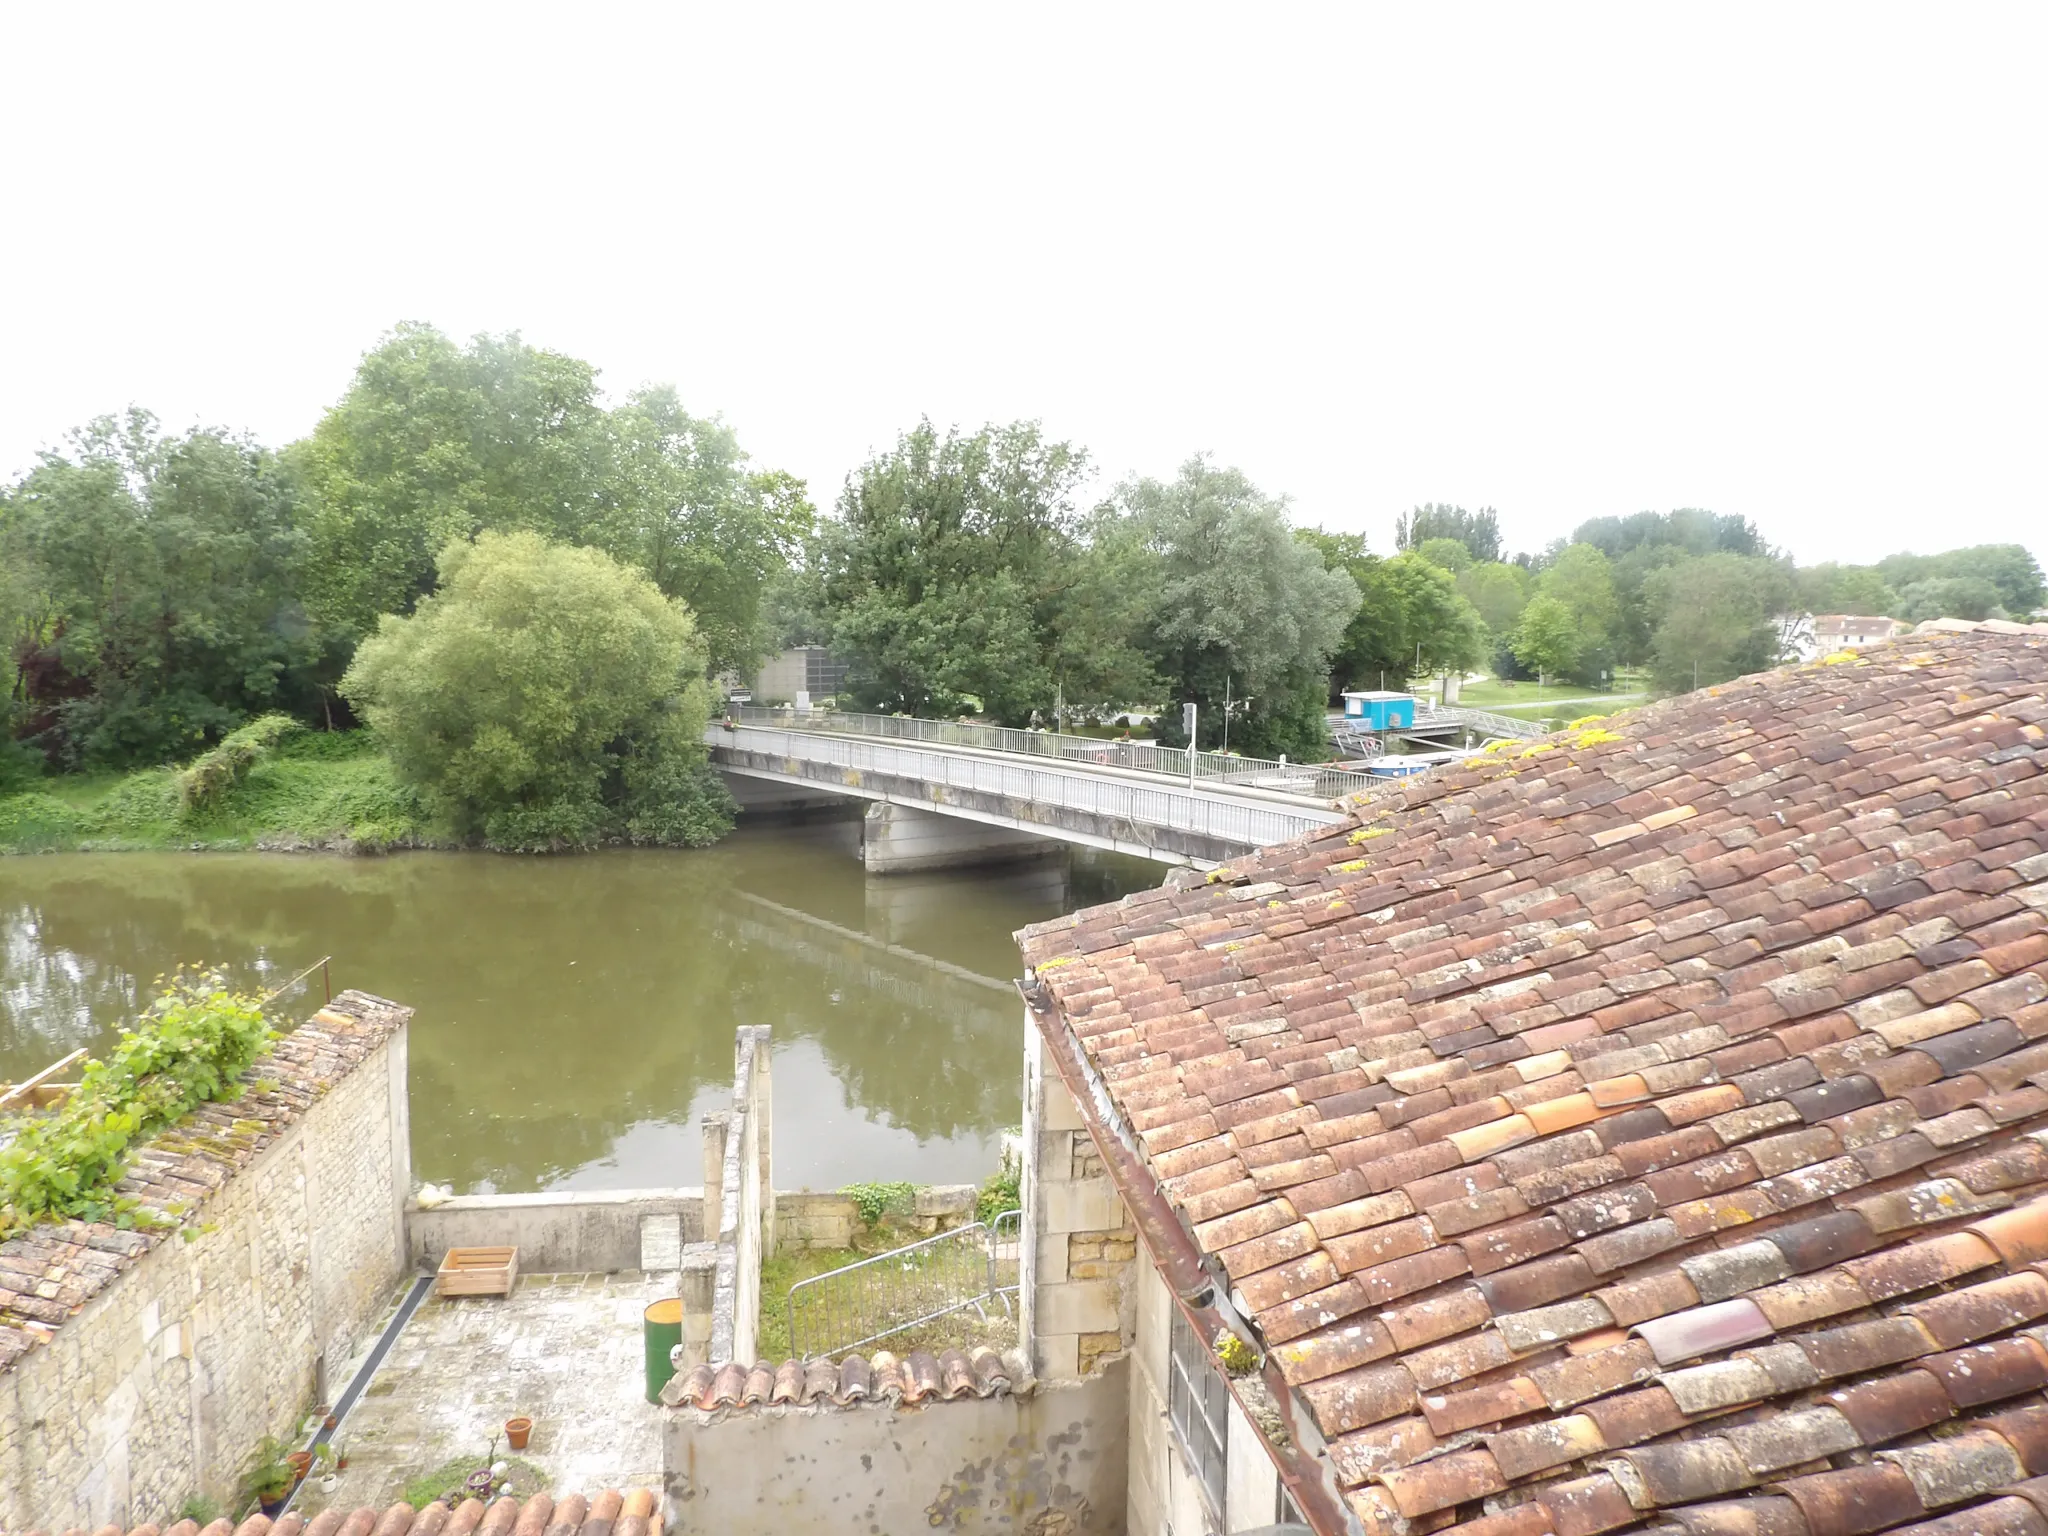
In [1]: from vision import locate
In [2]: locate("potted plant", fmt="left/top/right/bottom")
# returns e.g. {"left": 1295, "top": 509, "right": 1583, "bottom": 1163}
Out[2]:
{"left": 243, "top": 1436, "right": 297, "bottom": 1517}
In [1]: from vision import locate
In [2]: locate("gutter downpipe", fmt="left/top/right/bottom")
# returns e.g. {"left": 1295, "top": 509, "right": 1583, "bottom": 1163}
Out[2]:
{"left": 1019, "top": 982, "right": 1358, "bottom": 1536}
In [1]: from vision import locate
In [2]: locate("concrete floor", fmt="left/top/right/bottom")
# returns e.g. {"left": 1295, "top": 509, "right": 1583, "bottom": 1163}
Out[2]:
{"left": 299, "top": 1272, "right": 669, "bottom": 1512}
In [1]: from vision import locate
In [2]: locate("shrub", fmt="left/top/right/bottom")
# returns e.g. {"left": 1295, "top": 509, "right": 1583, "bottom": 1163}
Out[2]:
{"left": 0, "top": 969, "right": 276, "bottom": 1236}
{"left": 341, "top": 531, "right": 733, "bottom": 851}
{"left": 178, "top": 713, "right": 299, "bottom": 812}
{"left": 0, "top": 792, "right": 83, "bottom": 851}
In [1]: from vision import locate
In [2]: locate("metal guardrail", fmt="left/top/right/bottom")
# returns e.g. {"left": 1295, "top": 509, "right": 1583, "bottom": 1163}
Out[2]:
{"left": 714, "top": 722, "right": 1337, "bottom": 850}
{"left": 787, "top": 1210, "right": 1021, "bottom": 1359}
{"left": 727, "top": 704, "right": 1382, "bottom": 801}
{"left": 1417, "top": 705, "right": 1544, "bottom": 740}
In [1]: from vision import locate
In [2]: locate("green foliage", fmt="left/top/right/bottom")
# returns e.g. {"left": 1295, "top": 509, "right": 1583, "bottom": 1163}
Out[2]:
{"left": 0, "top": 734, "right": 426, "bottom": 853}
{"left": 812, "top": 419, "right": 1112, "bottom": 722}
{"left": 1214, "top": 1330, "right": 1260, "bottom": 1375}
{"left": 1455, "top": 562, "right": 1531, "bottom": 638}
{"left": 843, "top": 1180, "right": 917, "bottom": 1225}
{"left": 1117, "top": 456, "right": 1360, "bottom": 757}
{"left": 2, "top": 410, "right": 341, "bottom": 769}
{"left": 402, "top": 1453, "right": 547, "bottom": 1509}
{"left": 341, "top": 531, "right": 731, "bottom": 851}
{"left": 178, "top": 1495, "right": 227, "bottom": 1526}
{"left": 1396, "top": 504, "right": 1502, "bottom": 563}
{"left": 1895, "top": 576, "right": 2006, "bottom": 623}
{"left": 0, "top": 969, "right": 276, "bottom": 1237}
{"left": 978, "top": 1140, "right": 1022, "bottom": 1225}
{"left": 0, "top": 737, "right": 44, "bottom": 795}
{"left": 593, "top": 388, "right": 816, "bottom": 675}
{"left": 1647, "top": 553, "right": 1788, "bottom": 693}
{"left": 1415, "top": 537, "right": 1473, "bottom": 574}
{"left": 1879, "top": 544, "right": 2044, "bottom": 615}
{"left": 179, "top": 713, "right": 299, "bottom": 812}
{"left": 1510, "top": 595, "right": 1581, "bottom": 683}
{"left": 240, "top": 1435, "right": 298, "bottom": 1505}
{"left": 1571, "top": 509, "right": 1769, "bottom": 560}
{"left": 1308, "top": 540, "right": 1488, "bottom": 696}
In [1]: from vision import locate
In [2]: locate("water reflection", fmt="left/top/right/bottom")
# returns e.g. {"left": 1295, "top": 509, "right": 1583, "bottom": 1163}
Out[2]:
{"left": 0, "top": 824, "right": 1162, "bottom": 1190}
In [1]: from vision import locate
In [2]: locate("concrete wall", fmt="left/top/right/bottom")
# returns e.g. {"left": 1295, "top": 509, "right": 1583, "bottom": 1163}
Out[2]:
{"left": 408, "top": 1189, "right": 860, "bottom": 1274}
{"left": 665, "top": 1363, "right": 1129, "bottom": 1533}
{"left": 0, "top": 1016, "right": 410, "bottom": 1532}
{"left": 862, "top": 801, "right": 1062, "bottom": 874}
{"left": 718, "top": 770, "right": 850, "bottom": 817}
{"left": 1022, "top": 1018, "right": 1137, "bottom": 1384}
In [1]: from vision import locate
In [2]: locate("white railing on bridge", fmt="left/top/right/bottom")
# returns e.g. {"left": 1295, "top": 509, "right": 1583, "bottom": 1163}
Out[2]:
{"left": 726, "top": 704, "right": 1382, "bottom": 802}
{"left": 1413, "top": 704, "right": 1544, "bottom": 740}
{"left": 713, "top": 722, "right": 1336, "bottom": 850}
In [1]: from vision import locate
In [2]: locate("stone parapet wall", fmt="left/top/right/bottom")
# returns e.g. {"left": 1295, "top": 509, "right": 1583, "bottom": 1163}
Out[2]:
{"left": 662, "top": 1361, "right": 1128, "bottom": 1532}
{"left": 0, "top": 991, "right": 413, "bottom": 1534}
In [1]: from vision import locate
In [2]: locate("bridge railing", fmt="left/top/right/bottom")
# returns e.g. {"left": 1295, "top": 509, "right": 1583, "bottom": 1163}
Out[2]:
{"left": 727, "top": 704, "right": 1383, "bottom": 802}
{"left": 1414, "top": 704, "right": 1543, "bottom": 740}
{"left": 714, "top": 723, "right": 1332, "bottom": 849}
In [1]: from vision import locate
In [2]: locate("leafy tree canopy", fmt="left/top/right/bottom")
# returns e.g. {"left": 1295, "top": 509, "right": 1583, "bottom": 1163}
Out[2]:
{"left": 1, "top": 410, "right": 338, "bottom": 768}
{"left": 811, "top": 419, "right": 1108, "bottom": 723}
{"left": 1878, "top": 545, "right": 2044, "bottom": 615}
{"left": 1117, "top": 459, "right": 1359, "bottom": 759}
{"left": 1396, "top": 503, "right": 1502, "bottom": 564}
{"left": 1571, "top": 508, "right": 1769, "bottom": 560}
{"left": 1646, "top": 553, "right": 1789, "bottom": 694}
{"left": 1456, "top": 562, "right": 1531, "bottom": 638}
{"left": 340, "top": 530, "right": 731, "bottom": 850}
{"left": 1895, "top": 576, "right": 2007, "bottom": 624}
{"left": 1510, "top": 594, "right": 1581, "bottom": 684}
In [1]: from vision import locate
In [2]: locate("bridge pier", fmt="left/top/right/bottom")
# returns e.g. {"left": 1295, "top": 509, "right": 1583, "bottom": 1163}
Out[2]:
{"left": 861, "top": 802, "right": 1063, "bottom": 875}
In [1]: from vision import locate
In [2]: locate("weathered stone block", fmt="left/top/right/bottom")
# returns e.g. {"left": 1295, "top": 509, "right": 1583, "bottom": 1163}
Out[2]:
{"left": 1036, "top": 1278, "right": 1120, "bottom": 1334}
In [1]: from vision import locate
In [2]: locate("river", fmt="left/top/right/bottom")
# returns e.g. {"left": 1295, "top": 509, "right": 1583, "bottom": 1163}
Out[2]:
{"left": 0, "top": 821, "right": 1162, "bottom": 1192}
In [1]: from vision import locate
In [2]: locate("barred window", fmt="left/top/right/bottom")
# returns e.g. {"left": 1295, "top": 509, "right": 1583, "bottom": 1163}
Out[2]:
{"left": 1168, "top": 1306, "right": 1230, "bottom": 1518}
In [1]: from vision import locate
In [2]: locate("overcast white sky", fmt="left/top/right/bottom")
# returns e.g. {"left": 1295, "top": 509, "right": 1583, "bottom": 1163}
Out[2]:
{"left": 1, "top": 5, "right": 2041, "bottom": 567}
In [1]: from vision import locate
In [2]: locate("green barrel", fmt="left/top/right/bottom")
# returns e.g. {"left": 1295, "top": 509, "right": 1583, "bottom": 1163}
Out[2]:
{"left": 644, "top": 1297, "right": 683, "bottom": 1404}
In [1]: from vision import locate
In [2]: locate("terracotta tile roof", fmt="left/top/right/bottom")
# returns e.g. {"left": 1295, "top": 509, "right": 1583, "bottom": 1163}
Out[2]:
{"left": 659, "top": 1345, "right": 1019, "bottom": 1412}
{"left": 42, "top": 1489, "right": 661, "bottom": 1536}
{"left": 1017, "top": 634, "right": 2048, "bottom": 1536}
{"left": 0, "top": 991, "right": 411, "bottom": 1376}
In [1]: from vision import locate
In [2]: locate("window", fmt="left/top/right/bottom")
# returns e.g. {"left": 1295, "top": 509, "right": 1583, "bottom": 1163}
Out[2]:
{"left": 1168, "top": 1306, "right": 1230, "bottom": 1517}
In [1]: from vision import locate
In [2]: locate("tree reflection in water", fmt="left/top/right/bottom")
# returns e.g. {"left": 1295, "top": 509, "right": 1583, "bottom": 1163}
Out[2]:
{"left": 0, "top": 824, "right": 1162, "bottom": 1190}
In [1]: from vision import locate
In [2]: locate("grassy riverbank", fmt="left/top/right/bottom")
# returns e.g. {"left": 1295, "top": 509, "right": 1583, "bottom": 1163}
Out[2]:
{"left": 0, "top": 730, "right": 435, "bottom": 854}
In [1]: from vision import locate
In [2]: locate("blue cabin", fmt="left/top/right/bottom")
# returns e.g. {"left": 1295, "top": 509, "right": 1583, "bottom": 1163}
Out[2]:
{"left": 1341, "top": 690, "right": 1416, "bottom": 730}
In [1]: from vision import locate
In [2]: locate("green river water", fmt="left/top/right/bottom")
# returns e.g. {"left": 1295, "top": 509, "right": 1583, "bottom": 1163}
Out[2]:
{"left": 0, "top": 820, "right": 1161, "bottom": 1192}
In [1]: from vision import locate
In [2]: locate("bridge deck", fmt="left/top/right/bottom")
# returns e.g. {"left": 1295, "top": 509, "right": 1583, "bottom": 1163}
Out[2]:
{"left": 709, "top": 721, "right": 1346, "bottom": 865}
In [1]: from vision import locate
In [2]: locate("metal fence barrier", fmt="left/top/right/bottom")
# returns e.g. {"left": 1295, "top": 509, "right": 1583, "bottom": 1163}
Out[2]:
{"left": 727, "top": 704, "right": 1385, "bottom": 802}
{"left": 787, "top": 1210, "right": 1021, "bottom": 1359}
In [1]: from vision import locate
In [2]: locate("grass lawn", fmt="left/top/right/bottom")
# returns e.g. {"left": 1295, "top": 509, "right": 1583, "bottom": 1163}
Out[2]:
{"left": 1457, "top": 676, "right": 1648, "bottom": 709}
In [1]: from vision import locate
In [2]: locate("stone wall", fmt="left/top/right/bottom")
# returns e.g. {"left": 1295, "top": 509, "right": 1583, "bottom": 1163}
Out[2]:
{"left": 663, "top": 1363, "right": 1128, "bottom": 1533}
{"left": 1020, "top": 1016, "right": 1137, "bottom": 1384}
{"left": 0, "top": 993, "right": 412, "bottom": 1533}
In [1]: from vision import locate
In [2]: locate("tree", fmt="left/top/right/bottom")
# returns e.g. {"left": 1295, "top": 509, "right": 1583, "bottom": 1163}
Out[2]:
{"left": 1396, "top": 504, "right": 1502, "bottom": 564}
{"left": 593, "top": 387, "right": 814, "bottom": 675}
{"left": 1536, "top": 542, "right": 1620, "bottom": 683}
{"left": 339, "top": 530, "right": 731, "bottom": 850}
{"left": 2, "top": 410, "right": 335, "bottom": 767}
{"left": 811, "top": 419, "right": 1107, "bottom": 723}
{"left": 1895, "top": 577, "right": 2006, "bottom": 623}
{"left": 1879, "top": 545, "right": 2044, "bottom": 616}
{"left": 1116, "top": 458, "right": 1360, "bottom": 760}
{"left": 1795, "top": 563, "right": 1899, "bottom": 617}
{"left": 1646, "top": 553, "right": 1786, "bottom": 694}
{"left": 1416, "top": 537, "right": 1474, "bottom": 574}
{"left": 295, "top": 325, "right": 611, "bottom": 638}
{"left": 1571, "top": 509, "right": 1768, "bottom": 560}
{"left": 1510, "top": 595, "right": 1580, "bottom": 685}
{"left": 1455, "top": 562, "right": 1531, "bottom": 639}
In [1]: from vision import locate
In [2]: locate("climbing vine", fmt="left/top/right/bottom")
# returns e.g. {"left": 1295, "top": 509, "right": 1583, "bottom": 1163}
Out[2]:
{"left": 0, "top": 968, "right": 277, "bottom": 1237}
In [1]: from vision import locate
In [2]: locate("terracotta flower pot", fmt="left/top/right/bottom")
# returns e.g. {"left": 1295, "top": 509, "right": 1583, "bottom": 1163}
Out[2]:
{"left": 286, "top": 1450, "right": 315, "bottom": 1480}
{"left": 505, "top": 1415, "right": 533, "bottom": 1451}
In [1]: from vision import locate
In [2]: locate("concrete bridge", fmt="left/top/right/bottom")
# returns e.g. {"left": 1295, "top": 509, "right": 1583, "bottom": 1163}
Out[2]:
{"left": 707, "top": 712, "right": 1349, "bottom": 872}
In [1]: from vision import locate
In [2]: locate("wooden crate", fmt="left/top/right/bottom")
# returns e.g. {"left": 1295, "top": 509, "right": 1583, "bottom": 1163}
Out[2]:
{"left": 436, "top": 1246, "right": 519, "bottom": 1298}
